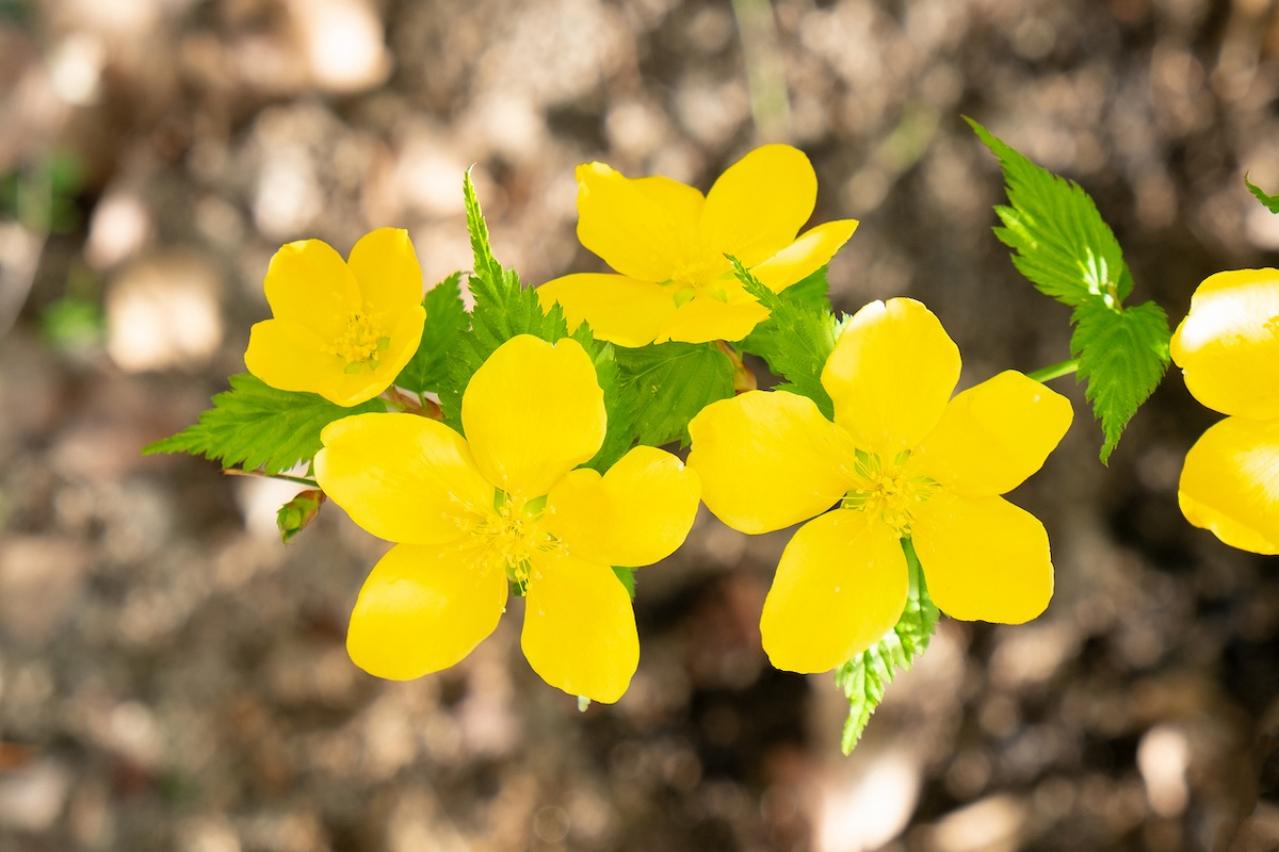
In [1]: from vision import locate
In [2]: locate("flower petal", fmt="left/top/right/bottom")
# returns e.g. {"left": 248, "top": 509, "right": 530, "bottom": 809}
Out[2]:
{"left": 461, "top": 335, "right": 606, "bottom": 498}
{"left": 749, "top": 219, "right": 860, "bottom": 292}
{"left": 315, "top": 412, "right": 493, "bottom": 544}
{"left": 245, "top": 317, "right": 342, "bottom": 394}
{"left": 346, "top": 227, "right": 425, "bottom": 319}
{"left": 575, "top": 164, "right": 704, "bottom": 281}
{"left": 912, "top": 371, "right": 1073, "bottom": 496}
{"left": 700, "top": 144, "right": 817, "bottom": 267}
{"left": 1170, "top": 268, "right": 1279, "bottom": 419}
{"left": 821, "top": 298, "right": 961, "bottom": 457}
{"left": 263, "top": 239, "right": 361, "bottom": 337}
{"left": 760, "top": 509, "right": 908, "bottom": 674}
{"left": 1178, "top": 416, "right": 1279, "bottom": 554}
{"left": 657, "top": 293, "right": 771, "bottom": 344}
{"left": 911, "top": 491, "right": 1053, "bottom": 624}
{"left": 521, "top": 549, "right": 638, "bottom": 703}
{"left": 546, "top": 446, "right": 701, "bottom": 568}
{"left": 688, "top": 390, "right": 854, "bottom": 534}
{"left": 536, "top": 273, "right": 677, "bottom": 348}
{"left": 346, "top": 542, "right": 507, "bottom": 681}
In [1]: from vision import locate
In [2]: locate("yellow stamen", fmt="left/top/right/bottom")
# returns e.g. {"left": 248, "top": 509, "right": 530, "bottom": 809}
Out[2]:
{"left": 842, "top": 450, "right": 938, "bottom": 534}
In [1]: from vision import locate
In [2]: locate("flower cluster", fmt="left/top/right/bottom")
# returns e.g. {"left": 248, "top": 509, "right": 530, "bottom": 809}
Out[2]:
{"left": 150, "top": 134, "right": 1256, "bottom": 736}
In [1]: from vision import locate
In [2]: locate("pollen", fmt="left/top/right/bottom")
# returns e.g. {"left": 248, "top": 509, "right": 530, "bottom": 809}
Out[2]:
{"left": 473, "top": 492, "right": 559, "bottom": 586}
{"left": 842, "top": 449, "right": 938, "bottom": 534}
{"left": 327, "top": 311, "right": 389, "bottom": 368}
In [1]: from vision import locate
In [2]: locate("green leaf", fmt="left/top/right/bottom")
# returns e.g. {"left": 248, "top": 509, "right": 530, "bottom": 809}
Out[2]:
{"left": 1070, "top": 299, "right": 1170, "bottom": 463}
{"left": 395, "top": 272, "right": 467, "bottom": 396}
{"left": 1246, "top": 175, "right": 1279, "bottom": 214}
{"left": 610, "top": 342, "right": 735, "bottom": 449}
{"left": 833, "top": 538, "right": 939, "bottom": 754}
{"left": 967, "top": 117, "right": 1130, "bottom": 307}
{"left": 438, "top": 171, "right": 631, "bottom": 470}
{"left": 437, "top": 170, "right": 576, "bottom": 426}
{"left": 734, "top": 261, "right": 839, "bottom": 417}
{"left": 143, "top": 374, "right": 383, "bottom": 474}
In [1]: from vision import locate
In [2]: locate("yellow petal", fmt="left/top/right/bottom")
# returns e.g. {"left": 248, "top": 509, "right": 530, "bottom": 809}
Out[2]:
{"left": 911, "top": 491, "right": 1053, "bottom": 624}
{"left": 687, "top": 390, "right": 853, "bottom": 534}
{"left": 346, "top": 542, "right": 507, "bottom": 681}
{"left": 461, "top": 335, "right": 606, "bottom": 498}
{"left": 1178, "top": 416, "right": 1279, "bottom": 554}
{"left": 521, "top": 549, "right": 638, "bottom": 703}
{"left": 760, "top": 509, "right": 908, "bottom": 674}
{"left": 245, "top": 317, "right": 341, "bottom": 392}
{"left": 749, "top": 219, "right": 859, "bottom": 292}
{"left": 263, "top": 239, "right": 361, "bottom": 337}
{"left": 821, "top": 298, "right": 961, "bottom": 457}
{"left": 1171, "top": 268, "right": 1279, "bottom": 419}
{"left": 537, "top": 273, "right": 677, "bottom": 348}
{"left": 575, "top": 163, "right": 704, "bottom": 282}
{"left": 657, "top": 293, "right": 771, "bottom": 344}
{"left": 347, "top": 227, "right": 425, "bottom": 319}
{"left": 700, "top": 144, "right": 817, "bottom": 267}
{"left": 911, "top": 371, "right": 1073, "bottom": 496}
{"left": 546, "top": 446, "right": 701, "bottom": 567}
{"left": 315, "top": 412, "right": 493, "bottom": 544}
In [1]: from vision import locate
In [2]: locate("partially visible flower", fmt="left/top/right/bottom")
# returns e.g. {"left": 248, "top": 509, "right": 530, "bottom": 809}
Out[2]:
{"left": 245, "top": 228, "right": 426, "bottom": 406}
{"left": 1171, "top": 268, "right": 1279, "bottom": 554}
{"left": 687, "top": 298, "right": 1072, "bottom": 674}
{"left": 537, "top": 145, "right": 858, "bottom": 347}
{"left": 315, "top": 334, "right": 701, "bottom": 702}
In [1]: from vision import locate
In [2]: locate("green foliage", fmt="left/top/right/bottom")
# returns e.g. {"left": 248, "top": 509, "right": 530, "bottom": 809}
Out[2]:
{"left": 608, "top": 342, "right": 735, "bottom": 450}
{"left": 969, "top": 118, "right": 1171, "bottom": 461}
{"left": 395, "top": 272, "right": 467, "bottom": 396}
{"left": 734, "top": 260, "right": 839, "bottom": 417}
{"left": 1071, "top": 300, "right": 1170, "bottom": 463}
{"left": 1246, "top": 175, "right": 1279, "bottom": 214}
{"left": 143, "top": 374, "right": 384, "bottom": 474}
{"left": 967, "top": 118, "right": 1129, "bottom": 307}
{"left": 0, "top": 151, "right": 83, "bottom": 234}
{"left": 41, "top": 294, "right": 103, "bottom": 350}
{"left": 833, "top": 539, "right": 939, "bottom": 754}
{"left": 436, "top": 170, "right": 590, "bottom": 428}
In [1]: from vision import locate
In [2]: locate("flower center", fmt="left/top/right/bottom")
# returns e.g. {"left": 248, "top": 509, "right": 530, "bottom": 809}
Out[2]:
{"left": 328, "top": 311, "right": 390, "bottom": 370}
{"left": 472, "top": 492, "right": 558, "bottom": 588}
{"left": 842, "top": 450, "right": 938, "bottom": 534}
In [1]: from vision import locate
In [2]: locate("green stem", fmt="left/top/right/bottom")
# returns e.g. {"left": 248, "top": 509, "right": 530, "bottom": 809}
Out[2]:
{"left": 1026, "top": 357, "right": 1079, "bottom": 383}
{"left": 222, "top": 469, "right": 319, "bottom": 489}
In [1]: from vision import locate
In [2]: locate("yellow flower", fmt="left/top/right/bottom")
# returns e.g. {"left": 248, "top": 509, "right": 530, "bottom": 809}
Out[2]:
{"left": 314, "top": 334, "right": 701, "bottom": 702}
{"left": 537, "top": 145, "right": 858, "bottom": 347}
{"left": 1170, "top": 268, "right": 1279, "bottom": 554}
{"left": 245, "top": 228, "right": 426, "bottom": 406}
{"left": 687, "top": 298, "right": 1073, "bottom": 674}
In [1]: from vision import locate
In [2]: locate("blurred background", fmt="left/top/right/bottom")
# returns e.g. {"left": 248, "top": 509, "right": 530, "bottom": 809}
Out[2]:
{"left": 2, "top": 0, "right": 1279, "bottom": 849}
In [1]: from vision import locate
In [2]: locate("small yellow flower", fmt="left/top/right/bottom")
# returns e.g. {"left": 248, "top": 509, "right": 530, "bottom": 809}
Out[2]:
{"left": 245, "top": 228, "right": 426, "bottom": 406}
{"left": 687, "top": 298, "right": 1073, "bottom": 674}
{"left": 1170, "top": 268, "right": 1279, "bottom": 554}
{"left": 537, "top": 144, "right": 858, "bottom": 347}
{"left": 315, "top": 334, "right": 701, "bottom": 702}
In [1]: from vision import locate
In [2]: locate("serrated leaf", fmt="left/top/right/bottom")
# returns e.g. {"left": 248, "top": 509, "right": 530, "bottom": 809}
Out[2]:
{"left": 1246, "top": 175, "right": 1279, "bottom": 214}
{"left": 1070, "top": 299, "right": 1170, "bottom": 463}
{"left": 436, "top": 171, "right": 575, "bottom": 426}
{"left": 438, "top": 172, "right": 630, "bottom": 471}
{"left": 967, "top": 117, "right": 1130, "bottom": 307}
{"left": 143, "top": 374, "right": 384, "bottom": 474}
{"left": 395, "top": 272, "right": 467, "bottom": 396}
{"left": 734, "top": 261, "right": 838, "bottom": 417}
{"left": 833, "top": 538, "right": 939, "bottom": 754}
{"left": 611, "top": 342, "right": 735, "bottom": 448}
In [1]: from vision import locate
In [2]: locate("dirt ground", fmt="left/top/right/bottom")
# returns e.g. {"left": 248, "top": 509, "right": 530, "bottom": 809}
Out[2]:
{"left": 2, "top": 0, "right": 1279, "bottom": 850}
